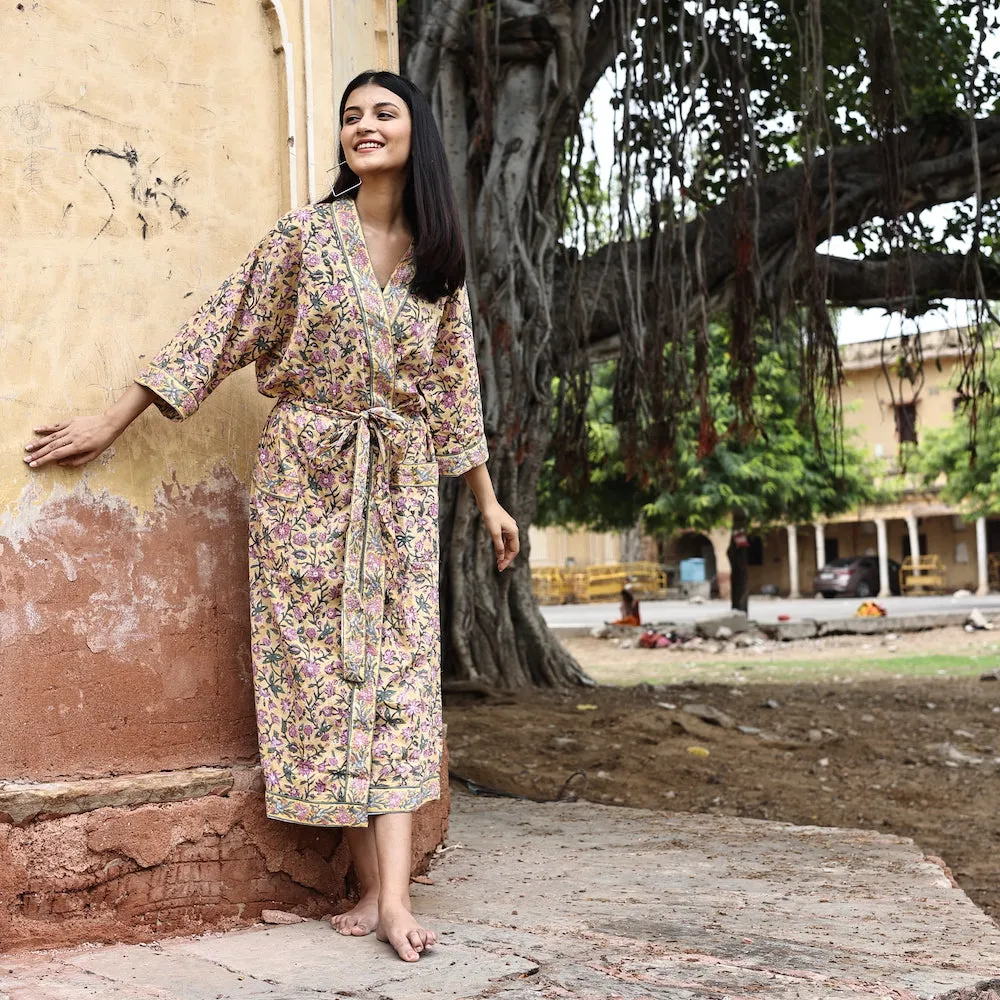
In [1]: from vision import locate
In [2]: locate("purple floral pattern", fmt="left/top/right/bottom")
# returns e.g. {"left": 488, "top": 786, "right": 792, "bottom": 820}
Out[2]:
{"left": 135, "top": 198, "right": 488, "bottom": 827}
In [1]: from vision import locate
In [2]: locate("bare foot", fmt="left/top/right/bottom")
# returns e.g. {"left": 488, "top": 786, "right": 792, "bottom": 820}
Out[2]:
{"left": 331, "top": 893, "right": 379, "bottom": 936}
{"left": 376, "top": 902, "right": 437, "bottom": 962}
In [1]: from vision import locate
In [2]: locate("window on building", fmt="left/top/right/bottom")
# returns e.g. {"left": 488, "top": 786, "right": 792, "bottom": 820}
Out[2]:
{"left": 894, "top": 402, "right": 918, "bottom": 444}
{"left": 748, "top": 535, "right": 764, "bottom": 566}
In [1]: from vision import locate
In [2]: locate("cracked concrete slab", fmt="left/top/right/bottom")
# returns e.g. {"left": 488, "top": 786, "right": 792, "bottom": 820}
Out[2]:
{"left": 3, "top": 795, "right": 998, "bottom": 999}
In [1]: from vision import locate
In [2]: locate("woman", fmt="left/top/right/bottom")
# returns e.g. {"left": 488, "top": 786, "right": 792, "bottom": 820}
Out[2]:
{"left": 24, "top": 71, "right": 518, "bottom": 963}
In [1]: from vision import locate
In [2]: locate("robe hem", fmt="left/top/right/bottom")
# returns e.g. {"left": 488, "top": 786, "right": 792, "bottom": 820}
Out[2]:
{"left": 264, "top": 779, "right": 441, "bottom": 828}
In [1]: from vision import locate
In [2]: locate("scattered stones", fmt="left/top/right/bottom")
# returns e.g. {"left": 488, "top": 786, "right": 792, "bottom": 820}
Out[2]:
{"left": 696, "top": 611, "right": 749, "bottom": 639}
{"left": 551, "top": 736, "right": 580, "bottom": 749}
{"left": 951, "top": 588, "right": 973, "bottom": 599}
{"left": 738, "top": 725, "right": 762, "bottom": 735}
{"left": 261, "top": 910, "right": 306, "bottom": 925}
{"left": 762, "top": 698, "right": 779, "bottom": 709}
{"left": 967, "top": 608, "right": 995, "bottom": 631}
{"left": 818, "top": 757, "right": 830, "bottom": 767}
{"left": 807, "top": 729, "right": 824, "bottom": 742}
{"left": 980, "top": 668, "right": 1000, "bottom": 682}
{"left": 935, "top": 977, "right": 1000, "bottom": 1000}
{"left": 681, "top": 703, "right": 736, "bottom": 729}
{"left": 927, "top": 742, "right": 986, "bottom": 766}
{"left": 761, "top": 619, "right": 819, "bottom": 641}
{"left": 656, "top": 701, "right": 678, "bottom": 710}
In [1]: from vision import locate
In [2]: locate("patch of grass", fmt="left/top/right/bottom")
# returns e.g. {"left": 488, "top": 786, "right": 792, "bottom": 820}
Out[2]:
{"left": 584, "top": 652, "right": 996, "bottom": 687}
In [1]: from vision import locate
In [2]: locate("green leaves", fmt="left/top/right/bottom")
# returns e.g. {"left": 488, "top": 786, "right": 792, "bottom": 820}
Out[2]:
{"left": 540, "top": 323, "right": 882, "bottom": 535}
{"left": 916, "top": 349, "right": 1000, "bottom": 516}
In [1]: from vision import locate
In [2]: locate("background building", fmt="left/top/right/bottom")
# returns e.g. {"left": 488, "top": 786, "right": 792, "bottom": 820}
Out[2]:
{"left": 537, "top": 328, "right": 998, "bottom": 599}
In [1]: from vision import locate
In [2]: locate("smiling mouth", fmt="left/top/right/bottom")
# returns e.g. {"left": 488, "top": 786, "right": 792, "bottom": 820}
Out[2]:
{"left": 355, "top": 141, "right": 384, "bottom": 151}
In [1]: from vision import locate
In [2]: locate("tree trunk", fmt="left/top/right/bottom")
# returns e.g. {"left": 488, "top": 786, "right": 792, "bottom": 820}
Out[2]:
{"left": 405, "top": 1, "right": 605, "bottom": 687}
{"left": 728, "top": 511, "right": 750, "bottom": 615}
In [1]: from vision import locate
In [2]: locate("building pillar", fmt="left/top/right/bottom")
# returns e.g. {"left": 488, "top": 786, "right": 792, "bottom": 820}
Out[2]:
{"left": 709, "top": 527, "right": 732, "bottom": 600}
{"left": 875, "top": 517, "right": 890, "bottom": 597}
{"left": 905, "top": 512, "right": 921, "bottom": 576}
{"left": 814, "top": 522, "right": 826, "bottom": 574}
{"left": 786, "top": 524, "right": 801, "bottom": 598}
{"left": 976, "top": 516, "right": 989, "bottom": 596}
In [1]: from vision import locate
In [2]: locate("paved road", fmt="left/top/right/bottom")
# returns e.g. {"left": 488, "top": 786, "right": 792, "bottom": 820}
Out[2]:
{"left": 539, "top": 592, "right": 1000, "bottom": 629}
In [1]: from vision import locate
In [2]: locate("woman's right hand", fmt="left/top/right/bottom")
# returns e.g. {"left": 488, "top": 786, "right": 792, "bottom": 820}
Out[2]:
{"left": 24, "top": 415, "right": 122, "bottom": 469}
{"left": 24, "top": 384, "right": 158, "bottom": 470}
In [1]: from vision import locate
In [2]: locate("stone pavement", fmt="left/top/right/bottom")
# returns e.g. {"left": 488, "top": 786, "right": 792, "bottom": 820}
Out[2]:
{"left": 4, "top": 794, "right": 1000, "bottom": 999}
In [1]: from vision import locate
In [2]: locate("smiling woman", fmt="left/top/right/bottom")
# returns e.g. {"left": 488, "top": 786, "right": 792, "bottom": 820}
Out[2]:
{"left": 24, "top": 70, "right": 518, "bottom": 965}
{"left": 324, "top": 71, "right": 466, "bottom": 302}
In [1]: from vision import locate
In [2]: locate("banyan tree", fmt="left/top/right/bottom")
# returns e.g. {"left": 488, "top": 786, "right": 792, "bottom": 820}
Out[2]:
{"left": 400, "top": 0, "right": 1000, "bottom": 686}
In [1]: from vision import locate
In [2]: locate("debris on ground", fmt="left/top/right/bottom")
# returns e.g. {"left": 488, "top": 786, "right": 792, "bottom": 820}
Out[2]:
{"left": 967, "top": 608, "right": 995, "bottom": 631}
{"left": 681, "top": 703, "right": 736, "bottom": 729}
{"left": 856, "top": 600, "right": 887, "bottom": 617}
{"left": 261, "top": 910, "right": 307, "bottom": 925}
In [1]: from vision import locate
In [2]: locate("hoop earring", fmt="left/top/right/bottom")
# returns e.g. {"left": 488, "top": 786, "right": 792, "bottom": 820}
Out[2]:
{"left": 328, "top": 158, "right": 361, "bottom": 196}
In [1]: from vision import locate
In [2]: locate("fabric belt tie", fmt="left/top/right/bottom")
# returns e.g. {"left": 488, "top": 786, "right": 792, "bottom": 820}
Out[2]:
{"left": 283, "top": 400, "right": 407, "bottom": 686}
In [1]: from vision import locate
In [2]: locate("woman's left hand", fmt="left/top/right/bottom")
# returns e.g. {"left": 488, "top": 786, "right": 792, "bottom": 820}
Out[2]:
{"left": 481, "top": 503, "right": 519, "bottom": 572}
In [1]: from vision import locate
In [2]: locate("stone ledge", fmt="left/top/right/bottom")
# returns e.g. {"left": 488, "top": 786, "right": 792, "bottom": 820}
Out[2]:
{"left": 0, "top": 766, "right": 240, "bottom": 825}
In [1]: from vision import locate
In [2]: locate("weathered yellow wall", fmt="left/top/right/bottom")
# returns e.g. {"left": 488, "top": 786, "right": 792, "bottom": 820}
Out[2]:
{"left": 2, "top": 1, "right": 398, "bottom": 519}
{"left": 841, "top": 355, "right": 960, "bottom": 464}
{"left": 529, "top": 525, "right": 623, "bottom": 568}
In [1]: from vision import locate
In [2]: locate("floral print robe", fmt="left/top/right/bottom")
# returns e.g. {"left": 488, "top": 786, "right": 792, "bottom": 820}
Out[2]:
{"left": 136, "top": 198, "right": 488, "bottom": 827}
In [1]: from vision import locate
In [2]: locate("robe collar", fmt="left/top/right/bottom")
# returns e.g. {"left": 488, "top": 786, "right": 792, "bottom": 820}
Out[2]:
{"left": 332, "top": 197, "right": 414, "bottom": 327}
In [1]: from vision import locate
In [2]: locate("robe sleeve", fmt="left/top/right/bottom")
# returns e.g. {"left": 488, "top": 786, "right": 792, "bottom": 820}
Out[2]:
{"left": 134, "top": 212, "right": 303, "bottom": 420}
{"left": 421, "top": 284, "right": 489, "bottom": 477}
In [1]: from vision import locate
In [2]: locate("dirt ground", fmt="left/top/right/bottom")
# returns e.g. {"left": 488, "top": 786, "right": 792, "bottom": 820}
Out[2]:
{"left": 444, "top": 625, "right": 1000, "bottom": 923}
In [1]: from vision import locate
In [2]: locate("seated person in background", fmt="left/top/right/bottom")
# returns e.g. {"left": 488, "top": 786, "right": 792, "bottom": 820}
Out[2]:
{"left": 612, "top": 586, "right": 641, "bottom": 626}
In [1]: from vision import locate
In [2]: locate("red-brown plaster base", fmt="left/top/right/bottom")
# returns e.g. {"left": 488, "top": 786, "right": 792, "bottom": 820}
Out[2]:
{"left": 0, "top": 780, "right": 449, "bottom": 953}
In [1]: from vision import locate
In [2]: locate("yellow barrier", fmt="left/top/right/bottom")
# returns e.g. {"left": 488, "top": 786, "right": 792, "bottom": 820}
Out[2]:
{"left": 900, "top": 554, "right": 945, "bottom": 594}
{"left": 531, "top": 562, "right": 668, "bottom": 605}
{"left": 530, "top": 566, "right": 576, "bottom": 605}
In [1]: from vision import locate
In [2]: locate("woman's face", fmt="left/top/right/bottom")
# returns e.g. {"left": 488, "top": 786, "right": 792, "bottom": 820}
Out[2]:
{"left": 340, "top": 84, "right": 412, "bottom": 181}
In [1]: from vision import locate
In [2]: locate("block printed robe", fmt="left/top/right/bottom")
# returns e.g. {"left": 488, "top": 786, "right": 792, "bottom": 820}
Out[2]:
{"left": 136, "top": 198, "right": 488, "bottom": 827}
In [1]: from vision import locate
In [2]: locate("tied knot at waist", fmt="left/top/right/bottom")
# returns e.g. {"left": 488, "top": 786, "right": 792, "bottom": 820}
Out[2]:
{"left": 278, "top": 397, "right": 409, "bottom": 467}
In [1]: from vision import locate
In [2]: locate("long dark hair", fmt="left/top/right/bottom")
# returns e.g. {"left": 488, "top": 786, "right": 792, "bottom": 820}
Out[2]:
{"left": 321, "top": 71, "right": 466, "bottom": 302}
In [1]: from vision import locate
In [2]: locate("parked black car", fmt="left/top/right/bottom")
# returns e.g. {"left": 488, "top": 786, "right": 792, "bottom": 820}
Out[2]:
{"left": 813, "top": 556, "right": 901, "bottom": 598}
